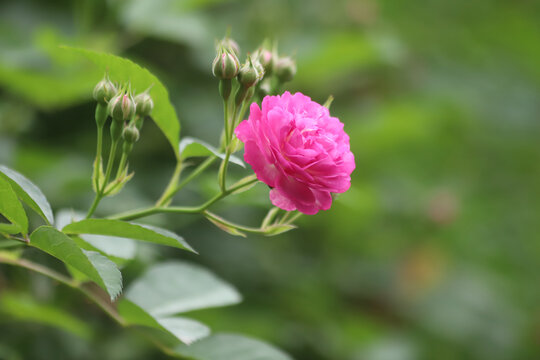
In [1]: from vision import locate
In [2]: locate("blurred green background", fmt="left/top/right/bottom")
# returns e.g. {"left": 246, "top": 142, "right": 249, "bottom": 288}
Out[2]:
{"left": 1, "top": 0, "right": 540, "bottom": 359}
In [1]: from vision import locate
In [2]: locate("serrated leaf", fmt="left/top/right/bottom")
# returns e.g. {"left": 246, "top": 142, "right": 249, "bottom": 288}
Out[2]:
{"left": 0, "top": 175, "right": 28, "bottom": 235}
{"left": 179, "top": 137, "right": 245, "bottom": 167}
{"left": 63, "top": 219, "right": 195, "bottom": 253}
{"left": 0, "top": 165, "right": 54, "bottom": 224}
{"left": 30, "top": 226, "right": 122, "bottom": 300}
{"left": 0, "top": 292, "right": 92, "bottom": 339}
{"left": 63, "top": 47, "right": 181, "bottom": 158}
{"left": 84, "top": 250, "right": 123, "bottom": 298}
{"left": 174, "top": 333, "right": 294, "bottom": 360}
{"left": 125, "top": 261, "right": 241, "bottom": 317}
{"left": 55, "top": 210, "right": 137, "bottom": 260}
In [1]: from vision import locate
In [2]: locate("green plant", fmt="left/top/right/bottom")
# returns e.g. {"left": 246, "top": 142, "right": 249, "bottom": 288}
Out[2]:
{"left": 0, "top": 38, "right": 353, "bottom": 359}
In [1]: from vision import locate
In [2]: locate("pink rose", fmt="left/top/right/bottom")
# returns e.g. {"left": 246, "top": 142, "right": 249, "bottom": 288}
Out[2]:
{"left": 235, "top": 91, "right": 355, "bottom": 215}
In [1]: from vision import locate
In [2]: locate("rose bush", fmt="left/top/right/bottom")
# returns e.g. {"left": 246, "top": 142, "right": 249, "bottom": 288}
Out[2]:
{"left": 235, "top": 91, "right": 355, "bottom": 215}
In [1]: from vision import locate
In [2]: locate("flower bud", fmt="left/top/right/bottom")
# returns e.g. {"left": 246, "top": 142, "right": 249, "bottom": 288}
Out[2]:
{"left": 212, "top": 49, "right": 240, "bottom": 80}
{"left": 108, "top": 92, "right": 136, "bottom": 122}
{"left": 135, "top": 92, "right": 154, "bottom": 117}
{"left": 256, "top": 48, "right": 274, "bottom": 74}
{"left": 258, "top": 78, "right": 273, "bottom": 97}
{"left": 93, "top": 76, "right": 117, "bottom": 105}
{"left": 123, "top": 125, "right": 140, "bottom": 144}
{"left": 219, "top": 37, "right": 240, "bottom": 56}
{"left": 238, "top": 57, "right": 264, "bottom": 88}
{"left": 275, "top": 56, "right": 296, "bottom": 83}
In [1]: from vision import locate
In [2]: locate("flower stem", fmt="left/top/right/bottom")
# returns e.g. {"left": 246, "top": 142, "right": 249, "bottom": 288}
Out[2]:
{"left": 86, "top": 193, "right": 103, "bottom": 219}
{"left": 156, "top": 156, "right": 217, "bottom": 208}
{"left": 87, "top": 140, "right": 118, "bottom": 218}
{"left": 115, "top": 152, "right": 128, "bottom": 179}
{"left": 156, "top": 161, "right": 183, "bottom": 207}
{"left": 223, "top": 99, "right": 231, "bottom": 146}
{"left": 103, "top": 140, "right": 118, "bottom": 189}
{"left": 218, "top": 150, "right": 232, "bottom": 191}
{"left": 109, "top": 176, "right": 258, "bottom": 221}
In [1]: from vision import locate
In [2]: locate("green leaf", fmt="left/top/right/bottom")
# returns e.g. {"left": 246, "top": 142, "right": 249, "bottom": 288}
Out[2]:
{"left": 174, "top": 333, "right": 293, "bottom": 360}
{"left": 79, "top": 235, "right": 137, "bottom": 260}
{"left": 156, "top": 317, "right": 210, "bottom": 345}
{"left": 0, "top": 175, "right": 28, "bottom": 235}
{"left": 180, "top": 137, "right": 245, "bottom": 167}
{"left": 55, "top": 210, "right": 137, "bottom": 260}
{"left": 63, "top": 219, "right": 194, "bottom": 253}
{"left": 0, "top": 292, "right": 92, "bottom": 339}
{"left": 119, "top": 300, "right": 210, "bottom": 345}
{"left": 62, "top": 47, "right": 181, "bottom": 158}
{"left": 0, "top": 165, "right": 54, "bottom": 224}
{"left": 125, "top": 261, "right": 241, "bottom": 317}
{"left": 30, "top": 226, "right": 122, "bottom": 300}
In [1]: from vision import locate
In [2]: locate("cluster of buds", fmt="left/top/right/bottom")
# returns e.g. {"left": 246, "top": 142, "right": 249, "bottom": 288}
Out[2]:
{"left": 96, "top": 83, "right": 154, "bottom": 143}
{"left": 212, "top": 37, "right": 297, "bottom": 102}
{"left": 92, "top": 76, "right": 154, "bottom": 188}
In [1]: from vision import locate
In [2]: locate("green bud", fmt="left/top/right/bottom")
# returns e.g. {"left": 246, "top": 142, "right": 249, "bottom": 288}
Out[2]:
{"left": 93, "top": 76, "right": 117, "bottom": 105}
{"left": 219, "top": 37, "right": 240, "bottom": 56}
{"left": 108, "top": 92, "right": 136, "bottom": 122}
{"left": 258, "top": 77, "right": 273, "bottom": 97}
{"left": 123, "top": 125, "right": 140, "bottom": 144}
{"left": 275, "top": 56, "right": 296, "bottom": 83}
{"left": 255, "top": 48, "right": 274, "bottom": 74}
{"left": 135, "top": 92, "right": 154, "bottom": 117}
{"left": 212, "top": 49, "right": 240, "bottom": 80}
{"left": 238, "top": 56, "right": 264, "bottom": 88}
